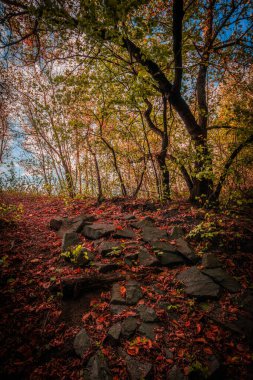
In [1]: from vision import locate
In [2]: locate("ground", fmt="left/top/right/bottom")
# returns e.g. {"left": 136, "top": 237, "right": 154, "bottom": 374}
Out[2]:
{"left": 0, "top": 193, "right": 253, "bottom": 380}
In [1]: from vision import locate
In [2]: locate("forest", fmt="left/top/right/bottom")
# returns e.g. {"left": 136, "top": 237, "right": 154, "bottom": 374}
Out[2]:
{"left": 0, "top": 1, "right": 253, "bottom": 379}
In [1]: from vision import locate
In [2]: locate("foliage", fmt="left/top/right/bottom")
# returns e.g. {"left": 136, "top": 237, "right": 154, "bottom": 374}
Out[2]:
{"left": 61, "top": 245, "right": 90, "bottom": 266}
{"left": 0, "top": 201, "right": 23, "bottom": 222}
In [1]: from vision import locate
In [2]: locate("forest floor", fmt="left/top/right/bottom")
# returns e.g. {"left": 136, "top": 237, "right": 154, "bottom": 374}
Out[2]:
{"left": 0, "top": 193, "right": 253, "bottom": 380}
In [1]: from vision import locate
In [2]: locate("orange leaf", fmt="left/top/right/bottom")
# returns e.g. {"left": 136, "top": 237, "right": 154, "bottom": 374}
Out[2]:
{"left": 204, "top": 347, "right": 213, "bottom": 355}
{"left": 127, "top": 346, "right": 139, "bottom": 356}
{"left": 120, "top": 286, "right": 126, "bottom": 298}
{"left": 196, "top": 323, "right": 202, "bottom": 334}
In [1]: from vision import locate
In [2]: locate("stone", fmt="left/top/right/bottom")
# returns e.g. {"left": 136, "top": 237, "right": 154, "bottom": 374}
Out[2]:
{"left": 70, "top": 214, "right": 96, "bottom": 233}
{"left": 107, "top": 323, "right": 121, "bottom": 343}
{"left": 84, "top": 352, "right": 112, "bottom": 380}
{"left": 113, "top": 229, "right": 135, "bottom": 239}
{"left": 151, "top": 241, "right": 178, "bottom": 253}
{"left": 126, "top": 280, "right": 143, "bottom": 305}
{"left": 62, "top": 232, "right": 80, "bottom": 252}
{"left": 110, "top": 304, "right": 128, "bottom": 315}
{"left": 111, "top": 283, "right": 125, "bottom": 305}
{"left": 121, "top": 317, "right": 138, "bottom": 337}
{"left": 123, "top": 214, "right": 136, "bottom": 221}
{"left": 167, "top": 365, "right": 186, "bottom": 380}
{"left": 49, "top": 216, "right": 63, "bottom": 231}
{"left": 73, "top": 329, "right": 91, "bottom": 357}
{"left": 206, "top": 355, "right": 221, "bottom": 378}
{"left": 138, "top": 248, "right": 159, "bottom": 267}
{"left": 93, "top": 262, "right": 119, "bottom": 273}
{"left": 97, "top": 241, "right": 122, "bottom": 256}
{"left": 131, "top": 217, "right": 155, "bottom": 229}
{"left": 125, "top": 252, "right": 138, "bottom": 266}
{"left": 74, "top": 249, "right": 94, "bottom": 267}
{"left": 170, "top": 226, "right": 184, "bottom": 239}
{"left": 142, "top": 227, "right": 168, "bottom": 242}
{"left": 177, "top": 267, "right": 221, "bottom": 299}
{"left": 155, "top": 251, "right": 185, "bottom": 266}
{"left": 238, "top": 290, "right": 253, "bottom": 314}
{"left": 201, "top": 268, "right": 240, "bottom": 293}
{"left": 126, "top": 357, "right": 153, "bottom": 380}
{"left": 202, "top": 253, "right": 221, "bottom": 269}
{"left": 138, "top": 323, "right": 159, "bottom": 340}
{"left": 176, "top": 238, "right": 199, "bottom": 264}
{"left": 137, "top": 305, "right": 158, "bottom": 322}
{"left": 82, "top": 223, "right": 115, "bottom": 240}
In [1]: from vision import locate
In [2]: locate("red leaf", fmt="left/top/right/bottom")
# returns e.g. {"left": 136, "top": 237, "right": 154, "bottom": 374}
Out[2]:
{"left": 196, "top": 323, "right": 202, "bottom": 334}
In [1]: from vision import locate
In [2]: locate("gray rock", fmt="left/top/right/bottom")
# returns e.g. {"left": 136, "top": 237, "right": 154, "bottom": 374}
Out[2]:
{"left": 110, "top": 304, "right": 128, "bottom": 315}
{"left": 151, "top": 241, "right": 178, "bottom": 253}
{"left": 97, "top": 241, "right": 122, "bottom": 256}
{"left": 177, "top": 267, "right": 221, "bottom": 299}
{"left": 137, "top": 305, "right": 158, "bottom": 322}
{"left": 113, "top": 229, "right": 135, "bottom": 239}
{"left": 111, "top": 283, "right": 126, "bottom": 305}
{"left": 125, "top": 252, "right": 138, "bottom": 266}
{"left": 131, "top": 217, "right": 155, "bottom": 229}
{"left": 107, "top": 323, "right": 121, "bottom": 343}
{"left": 176, "top": 238, "right": 199, "bottom": 264}
{"left": 206, "top": 355, "right": 221, "bottom": 378}
{"left": 70, "top": 214, "right": 96, "bottom": 233}
{"left": 170, "top": 226, "right": 184, "bottom": 239}
{"left": 93, "top": 262, "right": 119, "bottom": 273}
{"left": 142, "top": 227, "right": 168, "bottom": 242}
{"left": 121, "top": 317, "right": 138, "bottom": 337}
{"left": 82, "top": 223, "right": 115, "bottom": 240}
{"left": 126, "top": 357, "right": 153, "bottom": 380}
{"left": 202, "top": 253, "right": 221, "bottom": 269}
{"left": 84, "top": 352, "right": 112, "bottom": 380}
{"left": 49, "top": 216, "right": 63, "bottom": 231}
{"left": 167, "top": 365, "right": 186, "bottom": 380}
{"left": 156, "top": 251, "right": 185, "bottom": 266}
{"left": 62, "top": 232, "right": 80, "bottom": 252}
{"left": 123, "top": 214, "right": 136, "bottom": 221}
{"left": 138, "top": 322, "right": 159, "bottom": 340}
{"left": 238, "top": 290, "right": 253, "bottom": 314}
{"left": 73, "top": 329, "right": 91, "bottom": 357}
{"left": 201, "top": 268, "right": 240, "bottom": 293}
{"left": 126, "top": 280, "right": 143, "bottom": 305}
{"left": 139, "top": 248, "right": 159, "bottom": 267}
{"left": 74, "top": 249, "right": 94, "bottom": 267}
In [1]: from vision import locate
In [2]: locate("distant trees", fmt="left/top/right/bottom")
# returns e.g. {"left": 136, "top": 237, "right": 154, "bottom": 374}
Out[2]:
{"left": 1, "top": 0, "right": 252, "bottom": 203}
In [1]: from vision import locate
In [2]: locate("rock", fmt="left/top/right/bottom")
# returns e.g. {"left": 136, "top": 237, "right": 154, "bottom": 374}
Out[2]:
{"left": 206, "top": 355, "right": 221, "bottom": 379}
{"left": 49, "top": 216, "right": 63, "bottom": 231}
{"left": 155, "top": 251, "right": 185, "bottom": 266}
{"left": 142, "top": 227, "right": 168, "bottom": 242}
{"left": 167, "top": 365, "right": 186, "bottom": 380}
{"left": 84, "top": 352, "right": 112, "bottom": 380}
{"left": 151, "top": 241, "right": 178, "bottom": 253}
{"left": 125, "top": 252, "right": 138, "bottom": 266}
{"left": 113, "top": 229, "right": 135, "bottom": 239}
{"left": 74, "top": 249, "right": 94, "bottom": 267}
{"left": 123, "top": 214, "right": 136, "bottom": 221}
{"left": 138, "top": 322, "right": 159, "bottom": 340}
{"left": 106, "top": 323, "right": 121, "bottom": 343}
{"left": 176, "top": 238, "right": 199, "bottom": 264}
{"left": 137, "top": 305, "right": 158, "bottom": 322}
{"left": 73, "top": 329, "right": 91, "bottom": 357}
{"left": 131, "top": 217, "right": 155, "bottom": 229}
{"left": 238, "top": 290, "right": 253, "bottom": 314}
{"left": 201, "top": 268, "right": 240, "bottom": 293}
{"left": 97, "top": 241, "right": 122, "bottom": 256}
{"left": 177, "top": 267, "right": 221, "bottom": 299}
{"left": 94, "top": 262, "right": 120, "bottom": 273}
{"left": 170, "top": 226, "right": 184, "bottom": 239}
{"left": 126, "top": 357, "right": 153, "bottom": 380}
{"left": 82, "top": 223, "right": 115, "bottom": 240}
{"left": 111, "top": 283, "right": 125, "bottom": 305}
{"left": 110, "top": 304, "right": 128, "bottom": 315}
{"left": 138, "top": 248, "right": 159, "bottom": 267}
{"left": 202, "top": 253, "right": 221, "bottom": 269}
{"left": 62, "top": 232, "right": 80, "bottom": 252}
{"left": 126, "top": 280, "right": 143, "bottom": 305}
{"left": 121, "top": 317, "right": 138, "bottom": 337}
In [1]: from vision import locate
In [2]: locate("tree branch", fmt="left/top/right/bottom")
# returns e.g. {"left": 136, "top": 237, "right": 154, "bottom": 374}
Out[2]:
{"left": 172, "top": 0, "right": 184, "bottom": 92}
